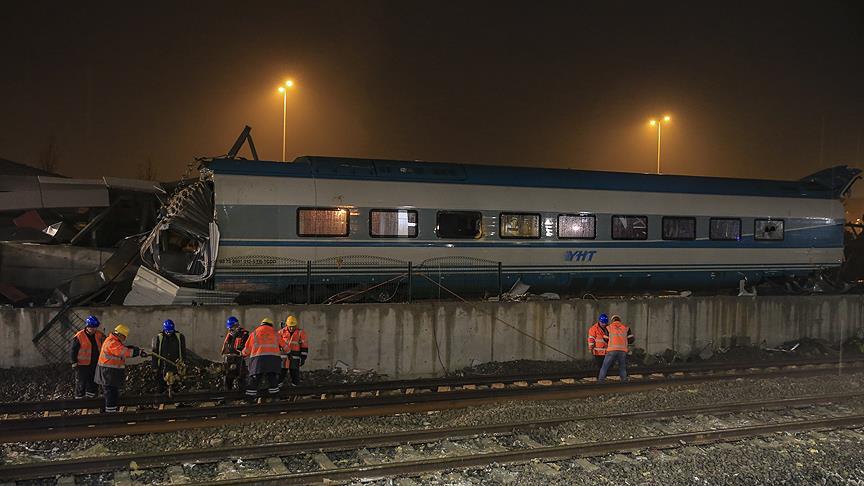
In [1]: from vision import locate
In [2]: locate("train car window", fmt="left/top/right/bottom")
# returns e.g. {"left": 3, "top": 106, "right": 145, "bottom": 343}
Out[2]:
{"left": 297, "top": 208, "right": 350, "bottom": 237}
{"left": 662, "top": 217, "right": 696, "bottom": 240}
{"left": 709, "top": 218, "right": 741, "bottom": 241}
{"left": 754, "top": 219, "right": 784, "bottom": 240}
{"left": 436, "top": 211, "right": 482, "bottom": 239}
{"left": 370, "top": 209, "right": 418, "bottom": 238}
{"left": 611, "top": 215, "right": 648, "bottom": 240}
{"left": 500, "top": 213, "right": 540, "bottom": 239}
{"left": 558, "top": 214, "right": 596, "bottom": 239}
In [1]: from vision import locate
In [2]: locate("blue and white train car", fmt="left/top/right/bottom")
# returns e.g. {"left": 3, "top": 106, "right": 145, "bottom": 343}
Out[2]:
{"left": 205, "top": 156, "right": 859, "bottom": 297}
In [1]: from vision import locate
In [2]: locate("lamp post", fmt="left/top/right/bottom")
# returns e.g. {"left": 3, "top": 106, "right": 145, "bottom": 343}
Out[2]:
{"left": 277, "top": 80, "right": 294, "bottom": 162}
{"left": 648, "top": 115, "right": 671, "bottom": 174}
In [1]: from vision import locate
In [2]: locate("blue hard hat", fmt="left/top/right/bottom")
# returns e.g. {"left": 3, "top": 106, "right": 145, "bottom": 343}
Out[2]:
{"left": 85, "top": 315, "right": 100, "bottom": 328}
{"left": 162, "top": 319, "right": 175, "bottom": 332}
{"left": 226, "top": 316, "right": 239, "bottom": 329}
{"left": 598, "top": 314, "right": 609, "bottom": 324}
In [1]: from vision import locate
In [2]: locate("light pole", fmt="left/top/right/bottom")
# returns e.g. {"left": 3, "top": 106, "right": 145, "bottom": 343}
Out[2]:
{"left": 648, "top": 115, "right": 671, "bottom": 174}
{"left": 277, "top": 80, "right": 294, "bottom": 162}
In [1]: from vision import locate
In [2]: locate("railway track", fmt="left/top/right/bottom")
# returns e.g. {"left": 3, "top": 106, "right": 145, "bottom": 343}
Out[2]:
{"left": 3, "top": 356, "right": 857, "bottom": 415}
{"left": 2, "top": 392, "right": 862, "bottom": 484}
{"left": 1, "top": 358, "right": 861, "bottom": 443}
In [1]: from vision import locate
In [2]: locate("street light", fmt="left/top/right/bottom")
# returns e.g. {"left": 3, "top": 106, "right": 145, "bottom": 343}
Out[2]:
{"left": 277, "top": 80, "right": 294, "bottom": 162}
{"left": 648, "top": 115, "right": 671, "bottom": 174}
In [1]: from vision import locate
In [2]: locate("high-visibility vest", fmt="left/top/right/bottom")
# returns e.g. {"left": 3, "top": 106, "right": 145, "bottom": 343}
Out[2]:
{"left": 587, "top": 323, "right": 608, "bottom": 356}
{"left": 222, "top": 328, "right": 249, "bottom": 355}
{"left": 156, "top": 332, "right": 184, "bottom": 360}
{"left": 74, "top": 329, "right": 105, "bottom": 365}
{"left": 242, "top": 324, "right": 285, "bottom": 358}
{"left": 606, "top": 321, "right": 631, "bottom": 352}
{"left": 98, "top": 334, "right": 134, "bottom": 369}
{"left": 279, "top": 327, "right": 308, "bottom": 367}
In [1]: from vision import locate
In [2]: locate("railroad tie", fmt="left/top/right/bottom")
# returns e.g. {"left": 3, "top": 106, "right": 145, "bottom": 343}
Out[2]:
{"left": 112, "top": 470, "right": 132, "bottom": 486}
{"left": 216, "top": 461, "right": 242, "bottom": 479}
{"left": 265, "top": 456, "right": 289, "bottom": 474}
{"left": 515, "top": 434, "right": 544, "bottom": 449}
{"left": 56, "top": 475, "right": 75, "bottom": 486}
{"left": 356, "top": 448, "right": 382, "bottom": 465}
{"left": 312, "top": 453, "right": 337, "bottom": 470}
{"left": 167, "top": 465, "right": 189, "bottom": 484}
{"left": 573, "top": 458, "right": 599, "bottom": 472}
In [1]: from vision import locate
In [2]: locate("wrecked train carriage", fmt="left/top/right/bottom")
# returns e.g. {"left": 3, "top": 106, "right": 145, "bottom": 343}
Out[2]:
{"left": 161, "top": 157, "right": 861, "bottom": 302}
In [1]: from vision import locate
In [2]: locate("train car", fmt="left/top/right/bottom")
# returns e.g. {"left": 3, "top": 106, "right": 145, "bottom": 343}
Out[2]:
{"left": 202, "top": 156, "right": 859, "bottom": 300}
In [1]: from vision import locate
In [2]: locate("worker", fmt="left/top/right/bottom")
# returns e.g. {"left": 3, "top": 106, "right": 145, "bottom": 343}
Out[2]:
{"left": 241, "top": 318, "right": 288, "bottom": 401}
{"left": 70, "top": 315, "right": 106, "bottom": 399}
{"left": 598, "top": 315, "right": 635, "bottom": 384}
{"left": 587, "top": 313, "right": 609, "bottom": 370}
{"left": 150, "top": 319, "right": 187, "bottom": 394}
{"left": 278, "top": 315, "right": 309, "bottom": 386}
{"left": 94, "top": 324, "right": 147, "bottom": 412}
{"left": 221, "top": 316, "right": 250, "bottom": 391}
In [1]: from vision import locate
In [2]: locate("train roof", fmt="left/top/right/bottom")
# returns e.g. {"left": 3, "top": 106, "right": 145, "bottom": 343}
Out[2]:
{"left": 206, "top": 156, "right": 860, "bottom": 200}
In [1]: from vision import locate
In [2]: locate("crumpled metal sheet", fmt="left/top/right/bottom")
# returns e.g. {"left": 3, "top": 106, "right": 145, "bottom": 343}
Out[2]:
{"left": 140, "top": 180, "right": 218, "bottom": 283}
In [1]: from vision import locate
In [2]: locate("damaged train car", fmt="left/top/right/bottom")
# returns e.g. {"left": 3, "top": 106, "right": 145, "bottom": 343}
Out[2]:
{"left": 149, "top": 156, "right": 860, "bottom": 302}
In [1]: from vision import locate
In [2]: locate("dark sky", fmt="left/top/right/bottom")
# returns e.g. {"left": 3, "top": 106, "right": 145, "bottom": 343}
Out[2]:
{"left": 2, "top": 1, "right": 862, "bottom": 181}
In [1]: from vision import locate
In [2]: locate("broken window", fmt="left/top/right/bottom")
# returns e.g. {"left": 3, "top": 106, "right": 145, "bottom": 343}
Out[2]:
{"left": 710, "top": 218, "right": 741, "bottom": 241}
{"left": 662, "top": 217, "right": 696, "bottom": 240}
{"left": 500, "top": 213, "right": 540, "bottom": 239}
{"left": 611, "top": 215, "right": 648, "bottom": 240}
{"left": 370, "top": 209, "right": 418, "bottom": 238}
{"left": 436, "top": 211, "right": 482, "bottom": 239}
{"left": 754, "top": 219, "right": 784, "bottom": 240}
{"left": 298, "top": 208, "right": 350, "bottom": 237}
{"left": 558, "top": 214, "right": 596, "bottom": 239}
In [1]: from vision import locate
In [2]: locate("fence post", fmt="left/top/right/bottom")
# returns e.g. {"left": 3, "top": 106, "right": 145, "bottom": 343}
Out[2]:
{"left": 407, "top": 262, "right": 413, "bottom": 303}
{"left": 306, "top": 260, "right": 312, "bottom": 305}
{"left": 497, "top": 261, "right": 503, "bottom": 299}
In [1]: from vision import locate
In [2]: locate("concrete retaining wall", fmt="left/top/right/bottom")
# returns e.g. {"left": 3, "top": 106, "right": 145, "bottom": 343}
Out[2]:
{"left": 2, "top": 295, "right": 863, "bottom": 377}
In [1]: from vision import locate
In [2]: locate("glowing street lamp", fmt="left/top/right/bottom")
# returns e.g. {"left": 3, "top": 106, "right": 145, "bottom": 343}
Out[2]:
{"left": 277, "top": 80, "right": 295, "bottom": 162}
{"left": 648, "top": 115, "right": 672, "bottom": 174}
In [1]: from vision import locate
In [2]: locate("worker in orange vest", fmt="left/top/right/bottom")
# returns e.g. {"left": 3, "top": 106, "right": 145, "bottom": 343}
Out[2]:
{"left": 587, "top": 313, "right": 609, "bottom": 370}
{"left": 221, "top": 316, "right": 250, "bottom": 391}
{"left": 279, "top": 315, "right": 309, "bottom": 386}
{"left": 241, "top": 318, "right": 289, "bottom": 401}
{"left": 598, "top": 315, "right": 634, "bottom": 384}
{"left": 94, "top": 324, "right": 147, "bottom": 412}
{"left": 70, "top": 315, "right": 106, "bottom": 399}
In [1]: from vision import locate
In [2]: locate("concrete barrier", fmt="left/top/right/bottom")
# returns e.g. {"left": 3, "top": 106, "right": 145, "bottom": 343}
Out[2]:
{"left": 2, "top": 295, "right": 863, "bottom": 377}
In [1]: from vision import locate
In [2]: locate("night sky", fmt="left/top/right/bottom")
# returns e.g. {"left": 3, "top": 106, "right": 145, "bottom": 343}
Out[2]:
{"left": 2, "top": 1, "right": 862, "bottom": 181}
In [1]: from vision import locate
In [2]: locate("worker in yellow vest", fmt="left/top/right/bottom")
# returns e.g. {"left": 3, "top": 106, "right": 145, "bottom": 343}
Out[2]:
{"left": 598, "top": 315, "right": 634, "bottom": 383}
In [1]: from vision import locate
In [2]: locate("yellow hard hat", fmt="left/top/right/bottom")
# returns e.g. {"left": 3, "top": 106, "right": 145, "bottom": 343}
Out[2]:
{"left": 261, "top": 317, "right": 274, "bottom": 325}
{"left": 114, "top": 324, "right": 130, "bottom": 337}
{"left": 286, "top": 316, "right": 298, "bottom": 328}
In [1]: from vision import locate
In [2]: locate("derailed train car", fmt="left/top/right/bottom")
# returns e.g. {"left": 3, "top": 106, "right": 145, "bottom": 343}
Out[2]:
{"left": 161, "top": 156, "right": 860, "bottom": 300}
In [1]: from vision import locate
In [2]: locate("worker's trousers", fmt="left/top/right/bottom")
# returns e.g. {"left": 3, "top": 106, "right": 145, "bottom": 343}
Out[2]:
{"left": 245, "top": 372, "right": 280, "bottom": 399}
{"left": 592, "top": 354, "right": 606, "bottom": 371}
{"left": 280, "top": 367, "right": 301, "bottom": 386}
{"left": 598, "top": 351, "right": 628, "bottom": 383}
{"left": 74, "top": 364, "right": 98, "bottom": 399}
{"left": 102, "top": 385, "right": 120, "bottom": 412}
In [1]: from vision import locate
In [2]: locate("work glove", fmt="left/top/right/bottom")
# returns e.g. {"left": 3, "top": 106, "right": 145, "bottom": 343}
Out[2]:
{"left": 71, "top": 363, "right": 78, "bottom": 369}
{"left": 139, "top": 350, "right": 148, "bottom": 358}
{"left": 300, "top": 357, "right": 306, "bottom": 367}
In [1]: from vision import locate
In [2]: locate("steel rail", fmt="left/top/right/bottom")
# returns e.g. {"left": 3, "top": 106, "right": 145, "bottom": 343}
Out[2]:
{"left": 2, "top": 392, "right": 861, "bottom": 481}
{"left": 201, "top": 414, "right": 864, "bottom": 485}
{"left": 1, "top": 356, "right": 858, "bottom": 414}
{"left": 0, "top": 363, "right": 859, "bottom": 443}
